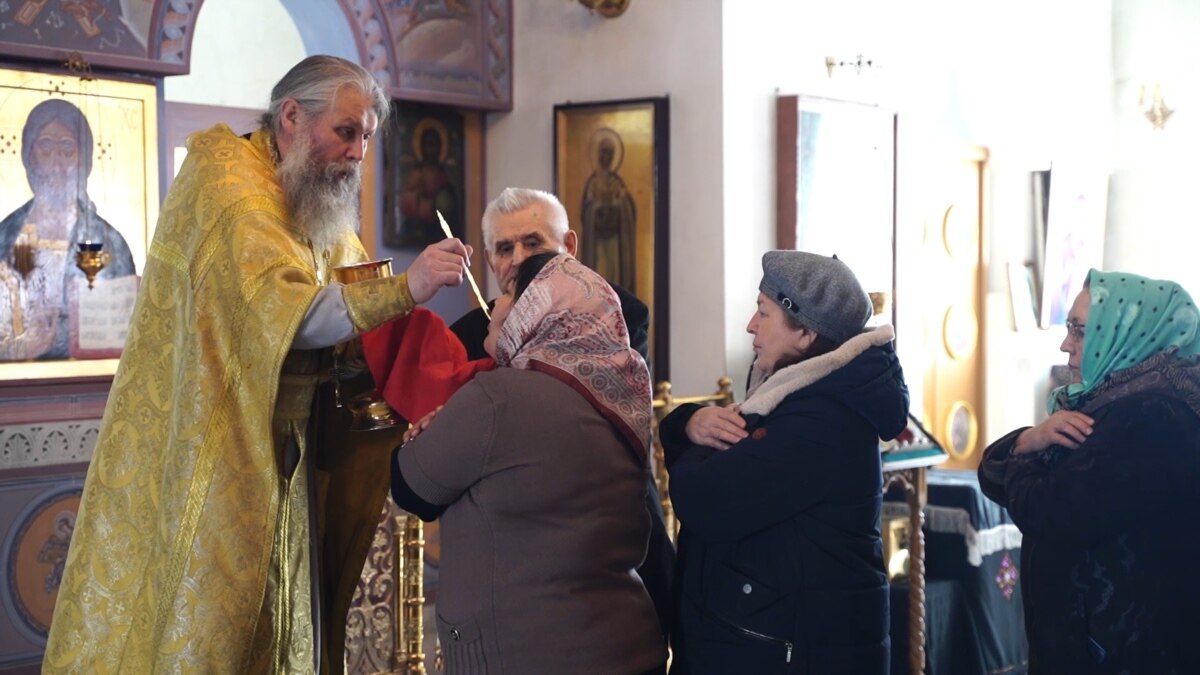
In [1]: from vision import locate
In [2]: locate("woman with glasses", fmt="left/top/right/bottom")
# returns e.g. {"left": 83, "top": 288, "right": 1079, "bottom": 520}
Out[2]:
{"left": 979, "top": 270, "right": 1200, "bottom": 674}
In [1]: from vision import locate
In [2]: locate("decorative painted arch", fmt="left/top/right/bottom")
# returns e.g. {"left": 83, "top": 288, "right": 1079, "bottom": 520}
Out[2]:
{"left": 0, "top": 0, "right": 511, "bottom": 110}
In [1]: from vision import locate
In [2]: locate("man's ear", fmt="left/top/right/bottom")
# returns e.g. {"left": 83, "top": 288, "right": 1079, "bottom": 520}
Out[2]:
{"left": 484, "top": 248, "right": 496, "bottom": 273}
{"left": 280, "top": 99, "right": 303, "bottom": 134}
{"left": 563, "top": 230, "right": 579, "bottom": 257}
{"left": 274, "top": 99, "right": 303, "bottom": 157}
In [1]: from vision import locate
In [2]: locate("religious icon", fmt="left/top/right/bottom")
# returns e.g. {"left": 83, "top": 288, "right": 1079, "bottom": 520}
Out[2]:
{"left": 945, "top": 401, "right": 978, "bottom": 459}
{"left": 1, "top": 0, "right": 148, "bottom": 59}
{"left": 383, "top": 105, "right": 466, "bottom": 248}
{"left": 552, "top": 96, "right": 670, "bottom": 382}
{"left": 1, "top": 99, "right": 136, "bottom": 361}
{"left": 5, "top": 485, "right": 83, "bottom": 638}
{"left": 0, "top": 67, "right": 158, "bottom": 371}
{"left": 580, "top": 128, "right": 637, "bottom": 291}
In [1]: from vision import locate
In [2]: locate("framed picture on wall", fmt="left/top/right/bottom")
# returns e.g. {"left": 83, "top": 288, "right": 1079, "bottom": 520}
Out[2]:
{"left": 1038, "top": 163, "right": 1108, "bottom": 328}
{"left": 0, "top": 67, "right": 159, "bottom": 380}
{"left": 775, "top": 95, "right": 897, "bottom": 328}
{"left": 553, "top": 96, "right": 670, "bottom": 382}
{"left": 382, "top": 103, "right": 467, "bottom": 249}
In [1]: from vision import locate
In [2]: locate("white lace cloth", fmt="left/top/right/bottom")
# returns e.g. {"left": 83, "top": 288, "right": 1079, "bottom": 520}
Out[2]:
{"left": 882, "top": 503, "right": 1023, "bottom": 567}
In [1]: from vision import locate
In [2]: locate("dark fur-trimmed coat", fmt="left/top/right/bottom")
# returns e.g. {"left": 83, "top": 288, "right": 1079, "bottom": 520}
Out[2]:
{"left": 979, "top": 361, "right": 1200, "bottom": 674}
{"left": 662, "top": 327, "right": 908, "bottom": 674}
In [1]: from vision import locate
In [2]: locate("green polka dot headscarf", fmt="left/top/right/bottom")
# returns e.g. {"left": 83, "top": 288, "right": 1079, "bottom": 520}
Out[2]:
{"left": 1051, "top": 269, "right": 1200, "bottom": 412}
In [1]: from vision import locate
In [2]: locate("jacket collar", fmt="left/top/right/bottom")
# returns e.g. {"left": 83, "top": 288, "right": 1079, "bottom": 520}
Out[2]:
{"left": 741, "top": 325, "right": 895, "bottom": 417}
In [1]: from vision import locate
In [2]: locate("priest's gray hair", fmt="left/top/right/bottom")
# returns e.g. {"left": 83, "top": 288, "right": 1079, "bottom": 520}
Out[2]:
{"left": 482, "top": 188, "right": 570, "bottom": 252}
{"left": 260, "top": 55, "right": 390, "bottom": 134}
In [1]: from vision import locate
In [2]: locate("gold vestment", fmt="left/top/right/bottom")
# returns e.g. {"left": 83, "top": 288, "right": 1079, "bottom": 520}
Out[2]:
{"left": 43, "top": 125, "right": 407, "bottom": 674}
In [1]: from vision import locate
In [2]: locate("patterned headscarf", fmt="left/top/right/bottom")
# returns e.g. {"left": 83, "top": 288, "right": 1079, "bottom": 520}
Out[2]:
{"left": 1050, "top": 269, "right": 1200, "bottom": 412}
{"left": 495, "top": 255, "right": 653, "bottom": 465}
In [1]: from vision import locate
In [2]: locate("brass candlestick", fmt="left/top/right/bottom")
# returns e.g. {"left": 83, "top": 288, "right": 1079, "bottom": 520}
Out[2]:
{"left": 332, "top": 259, "right": 402, "bottom": 432}
{"left": 395, "top": 512, "right": 427, "bottom": 674}
{"left": 75, "top": 241, "right": 110, "bottom": 289}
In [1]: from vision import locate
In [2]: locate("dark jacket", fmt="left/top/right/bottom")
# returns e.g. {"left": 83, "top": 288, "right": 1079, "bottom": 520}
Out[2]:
{"left": 979, "top": 386, "right": 1200, "bottom": 675}
{"left": 448, "top": 283, "right": 676, "bottom": 641}
{"left": 662, "top": 328, "right": 908, "bottom": 674}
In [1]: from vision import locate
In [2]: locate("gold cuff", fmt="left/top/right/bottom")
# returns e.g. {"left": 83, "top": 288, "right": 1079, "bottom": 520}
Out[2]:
{"left": 341, "top": 273, "right": 416, "bottom": 333}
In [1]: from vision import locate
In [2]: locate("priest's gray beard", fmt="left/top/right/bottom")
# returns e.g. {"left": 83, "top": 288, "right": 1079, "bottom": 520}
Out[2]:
{"left": 278, "top": 128, "right": 361, "bottom": 251}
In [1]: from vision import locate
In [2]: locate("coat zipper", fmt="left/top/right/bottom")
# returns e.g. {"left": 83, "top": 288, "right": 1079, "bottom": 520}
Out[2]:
{"left": 711, "top": 611, "right": 794, "bottom": 663}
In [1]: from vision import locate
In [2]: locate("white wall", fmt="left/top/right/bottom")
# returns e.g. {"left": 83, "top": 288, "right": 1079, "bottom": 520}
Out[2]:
{"left": 721, "top": 1, "right": 916, "bottom": 394}
{"left": 494, "top": 0, "right": 1121, "bottom": 412}
{"left": 485, "top": 0, "right": 725, "bottom": 394}
{"left": 1107, "top": 0, "right": 1200, "bottom": 291}
{"left": 718, "top": 0, "right": 1112, "bottom": 428}
{"left": 163, "top": 0, "right": 308, "bottom": 109}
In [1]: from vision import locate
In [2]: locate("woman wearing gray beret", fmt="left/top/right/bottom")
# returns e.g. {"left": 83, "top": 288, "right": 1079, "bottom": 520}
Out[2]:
{"left": 659, "top": 251, "right": 910, "bottom": 674}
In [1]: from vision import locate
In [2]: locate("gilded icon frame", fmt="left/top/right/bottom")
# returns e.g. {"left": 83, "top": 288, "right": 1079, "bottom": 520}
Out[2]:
{"left": 553, "top": 97, "right": 669, "bottom": 382}
{"left": 0, "top": 66, "right": 159, "bottom": 380}
{"left": 382, "top": 102, "right": 468, "bottom": 250}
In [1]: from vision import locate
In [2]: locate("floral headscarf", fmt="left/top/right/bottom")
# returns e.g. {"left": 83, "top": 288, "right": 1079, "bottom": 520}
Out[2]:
{"left": 1050, "top": 269, "right": 1200, "bottom": 412}
{"left": 495, "top": 255, "right": 653, "bottom": 464}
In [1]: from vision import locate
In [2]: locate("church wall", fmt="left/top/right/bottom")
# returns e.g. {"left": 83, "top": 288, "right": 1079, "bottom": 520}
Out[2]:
{"left": 483, "top": 0, "right": 726, "bottom": 395}
{"left": 1107, "top": 0, "right": 1200, "bottom": 288}
{"left": 719, "top": 0, "right": 1114, "bottom": 430}
{"left": 162, "top": 0, "right": 311, "bottom": 109}
{"left": 495, "top": 0, "right": 1135, "bottom": 436}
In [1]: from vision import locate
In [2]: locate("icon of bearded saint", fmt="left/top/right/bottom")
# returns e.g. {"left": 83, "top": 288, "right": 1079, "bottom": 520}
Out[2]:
{"left": 0, "top": 99, "right": 137, "bottom": 361}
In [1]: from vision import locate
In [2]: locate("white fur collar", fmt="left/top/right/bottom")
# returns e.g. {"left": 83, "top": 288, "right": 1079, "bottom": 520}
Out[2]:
{"left": 740, "top": 325, "right": 895, "bottom": 416}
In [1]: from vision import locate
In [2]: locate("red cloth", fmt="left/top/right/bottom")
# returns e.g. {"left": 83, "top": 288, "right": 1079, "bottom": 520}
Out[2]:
{"left": 361, "top": 308, "right": 496, "bottom": 423}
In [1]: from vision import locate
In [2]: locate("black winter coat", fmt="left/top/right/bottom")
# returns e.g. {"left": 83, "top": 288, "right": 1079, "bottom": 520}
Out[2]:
{"left": 662, "top": 330, "right": 909, "bottom": 675}
{"left": 979, "top": 386, "right": 1200, "bottom": 675}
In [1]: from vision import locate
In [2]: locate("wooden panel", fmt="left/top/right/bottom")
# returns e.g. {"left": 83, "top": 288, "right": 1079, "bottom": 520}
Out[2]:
{"left": 920, "top": 148, "right": 988, "bottom": 469}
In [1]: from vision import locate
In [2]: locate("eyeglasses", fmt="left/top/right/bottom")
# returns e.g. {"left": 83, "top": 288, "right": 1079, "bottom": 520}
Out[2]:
{"left": 1065, "top": 319, "right": 1086, "bottom": 341}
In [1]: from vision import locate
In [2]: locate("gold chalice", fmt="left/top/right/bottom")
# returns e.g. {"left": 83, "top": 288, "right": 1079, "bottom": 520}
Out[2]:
{"left": 75, "top": 241, "right": 111, "bottom": 290}
{"left": 332, "top": 258, "right": 401, "bottom": 432}
{"left": 333, "top": 258, "right": 393, "bottom": 285}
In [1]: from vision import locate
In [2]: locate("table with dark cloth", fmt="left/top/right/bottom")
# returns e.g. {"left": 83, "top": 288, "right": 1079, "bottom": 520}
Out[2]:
{"left": 885, "top": 468, "right": 1028, "bottom": 675}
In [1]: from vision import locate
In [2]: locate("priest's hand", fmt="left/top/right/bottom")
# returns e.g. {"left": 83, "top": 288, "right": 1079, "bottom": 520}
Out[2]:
{"left": 407, "top": 238, "right": 473, "bottom": 304}
{"left": 685, "top": 403, "right": 748, "bottom": 450}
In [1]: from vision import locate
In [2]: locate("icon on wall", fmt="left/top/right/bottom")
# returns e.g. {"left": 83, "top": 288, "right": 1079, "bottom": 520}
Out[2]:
{"left": 0, "top": 68, "right": 156, "bottom": 371}
{"left": 383, "top": 104, "right": 466, "bottom": 249}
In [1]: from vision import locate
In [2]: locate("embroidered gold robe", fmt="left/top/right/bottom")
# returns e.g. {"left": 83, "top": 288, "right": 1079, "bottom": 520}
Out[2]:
{"left": 43, "top": 125, "right": 407, "bottom": 674}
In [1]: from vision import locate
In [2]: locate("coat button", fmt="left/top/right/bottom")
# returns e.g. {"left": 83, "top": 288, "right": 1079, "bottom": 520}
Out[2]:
{"left": 450, "top": 628, "right": 461, "bottom": 641}
{"left": 742, "top": 584, "right": 753, "bottom": 594}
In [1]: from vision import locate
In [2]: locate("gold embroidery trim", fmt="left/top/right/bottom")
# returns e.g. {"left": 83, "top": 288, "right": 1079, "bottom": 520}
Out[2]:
{"left": 341, "top": 273, "right": 415, "bottom": 333}
{"left": 154, "top": 217, "right": 304, "bottom": 643}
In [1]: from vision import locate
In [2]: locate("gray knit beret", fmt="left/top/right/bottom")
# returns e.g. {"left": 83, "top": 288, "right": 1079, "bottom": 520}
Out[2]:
{"left": 759, "top": 251, "right": 871, "bottom": 344}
